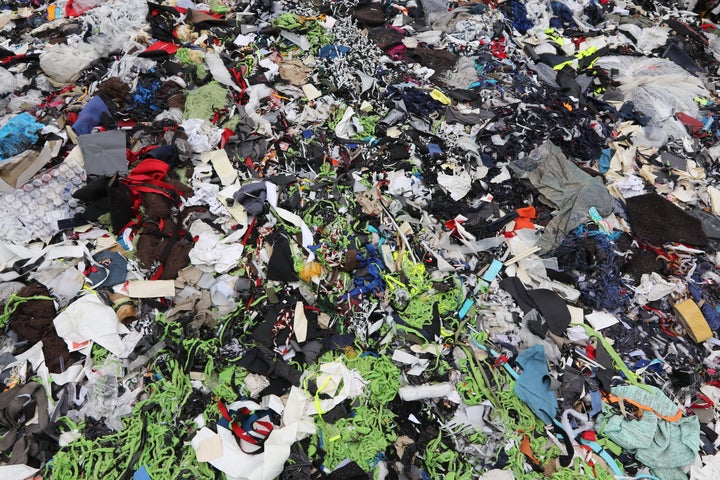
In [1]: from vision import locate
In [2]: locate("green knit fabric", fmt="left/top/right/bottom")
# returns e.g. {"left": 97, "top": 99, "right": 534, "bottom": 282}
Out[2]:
{"left": 595, "top": 385, "right": 699, "bottom": 480}
{"left": 183, "top": 82, "right": 229, "bottom": 120}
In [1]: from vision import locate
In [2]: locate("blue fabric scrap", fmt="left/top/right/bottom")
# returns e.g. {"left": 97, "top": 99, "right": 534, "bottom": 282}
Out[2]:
{"left": 72, "top": 96, "right": 111, "bottom": 136}
{"left": 689, "top": 283, "right": 720, "bottom": 330}
{"left": 503, "top": 0, "right": 534, "bottom": 34}
{"left": 427, "top": 143, "right": 442, "bottom": 158}
{"left": 598, "top": 148, "right": 612, "bottom": 174}
{"left": 318, "top": 45, "right": 350, "bottom": 59}
{"left": 0, "top": 113, "right": 45, "bottom": 160}
{"left": 551, "top": 2, "right": 577, "bottom": 27}
{"left": 342, "top": 244, "right": 386, "bottom": 300}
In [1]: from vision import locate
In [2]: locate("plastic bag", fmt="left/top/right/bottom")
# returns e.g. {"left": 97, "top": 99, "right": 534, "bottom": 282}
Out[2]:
{"left": 78, "top": 359, "right": 140, "bottom": 431}
{"left": 81, "top": 0, "right": 148, "bottom": 56}
{"left": 595, "top": 56, "right": 707, "bottom": 140}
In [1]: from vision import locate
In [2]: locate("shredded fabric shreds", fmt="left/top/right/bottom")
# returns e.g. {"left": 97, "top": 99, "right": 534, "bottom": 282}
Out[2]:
{"left": 49, "top": 358, "right": 218, "bottom": 480}
{"left": 552, "top": 228, "right": 630, "bottom": 312}
{"left": 2, "top": 1, "right": 720, "bottom": 480}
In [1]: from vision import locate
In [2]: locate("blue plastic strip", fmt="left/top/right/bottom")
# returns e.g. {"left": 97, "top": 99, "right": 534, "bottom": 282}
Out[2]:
{"left": 481, "top": 259, "right": 504, "bottom": 283}
{"left": 458, "top": 298, "right": 475, "bottom": 319}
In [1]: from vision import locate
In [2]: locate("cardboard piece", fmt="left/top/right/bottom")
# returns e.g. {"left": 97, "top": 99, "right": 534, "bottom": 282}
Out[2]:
{"left": 77, "top": 130, "right": 128, "bottom": 177}
{"left": 126, "top": 280, "right": 176, "bottom": 298}
{"left": 0, "top": 138, "right": 62, "bottom": 192}
{"left": 674, "top": 299, "right": 712, "bottom": 343}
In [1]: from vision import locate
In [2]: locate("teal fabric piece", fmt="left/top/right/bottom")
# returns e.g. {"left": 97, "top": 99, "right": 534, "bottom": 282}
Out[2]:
{"left": 513, "top": 344, "right": 558, "bottom": 424}
{"left": 596, "top": 385, "right": 699, "bottom": 480}
{"left": 650, "top": 467, "right": 692, "bottom": 480}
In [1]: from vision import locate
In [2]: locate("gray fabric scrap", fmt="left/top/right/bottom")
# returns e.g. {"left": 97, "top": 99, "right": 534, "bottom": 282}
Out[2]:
{"left": 509, "top": 141, "right": 615, "bottom": 253}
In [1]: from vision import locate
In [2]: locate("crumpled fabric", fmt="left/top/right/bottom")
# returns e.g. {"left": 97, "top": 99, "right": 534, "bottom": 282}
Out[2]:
{"left": 596, "top": 385, "right": 700, "bottom": 480}
{"left": 180, "top": 118, "right": 223, "bottom": 153}
{"left": 305, "top": 358, "right": 367, "bottom": 416}
{"left": 165, "top": 289, "right": 218, "bottom": 329}
{"left": 594, "top": 56, "right": 708, "bottom": 139}
{"left": 233, "top": 182, "right": 267, "bottom": 216}
{"left": 188, "top": 219, "right": 244, "bottom": 274}
{"left": 239, "top": 346, "right": 302, "bottom": 388}
{"left": 0, "top": 382, "right": 49, "bottom": 466}
{"left": 633, "top": 272, "right": 679, "bottom": 305}
{"left": 80, "top": 0, "right": 148, "bottom": 56}
{"left": 8, "top": 283, "right": 73, "bottom": 374}
{"left": 0, "top": 67, "right": 16, "bottom": 99}
{"left": 691, "top": 452, "right": 720, "bottom": 480}
{"left": 52, "top": 294, "right": 130, "bottom": 356}
{"left": 39, "top": 42, "right": 100, "bottom": 84}
{"left": 72, "top": 96, "right": 110, "bottom": 135}
{"left": 510, "top": 141, "right": 615, "bottom": 253}
{"left": 689, "top": 283, "right": 720, "bottom": 331}
{"left": 0, "top": 113, "right": 45, "bottom": 160}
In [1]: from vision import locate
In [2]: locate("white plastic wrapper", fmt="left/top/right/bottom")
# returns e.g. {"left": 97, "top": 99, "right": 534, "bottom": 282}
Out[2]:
{"left": 595, "top": 56, "right": 708, "bottom": 140}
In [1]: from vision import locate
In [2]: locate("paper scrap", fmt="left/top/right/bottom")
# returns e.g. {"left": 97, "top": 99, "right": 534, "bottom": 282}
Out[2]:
{"left": 301, "top": 84, "right": 322, "bottom": 101}
{"left": 585, "top": 311, "right": 619, "bottom": 330}
{"left": 53, "top": 294, "right": 130, "bottom": 356}
{"left": 202, "top": 149, "right": 237, "bottom": 186}
{"left": 126, "top": 280, "right": 176, "bottom": 298}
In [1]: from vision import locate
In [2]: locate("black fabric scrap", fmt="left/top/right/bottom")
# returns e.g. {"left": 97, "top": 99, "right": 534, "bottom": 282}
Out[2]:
{"left": 527, "top": 289, "right": 571, "bottom": 336}
{"left": 623, "top": 250, "right": 666, "bottom": 280}
{"left": 0, "top": 382, "right": 50, "bottom": 466}
{"left": 560, "top": 367, "right": 586, "bottom": 408}
{"left": 626, "top": 193, "right": 708, "bottom": 246}
{"left": 499, "top": 277, "right": 535, "bottom": 314}
{"left": 444, "top": 106, "right": 494, "bottom": 125}
{"left": 325, "top": 461, "right": 370, "bottom": 480}
{"left": 594, "top": 341, "right": 615, "bottom": 392}
{"left": 267, "top": 233, "right": 299, "bottom": 282}
{"left": 239, "top": 346, "right": 301, "bottom": 387}
{"left": 499, "top": 277, "right": 571, "bottom": 335}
